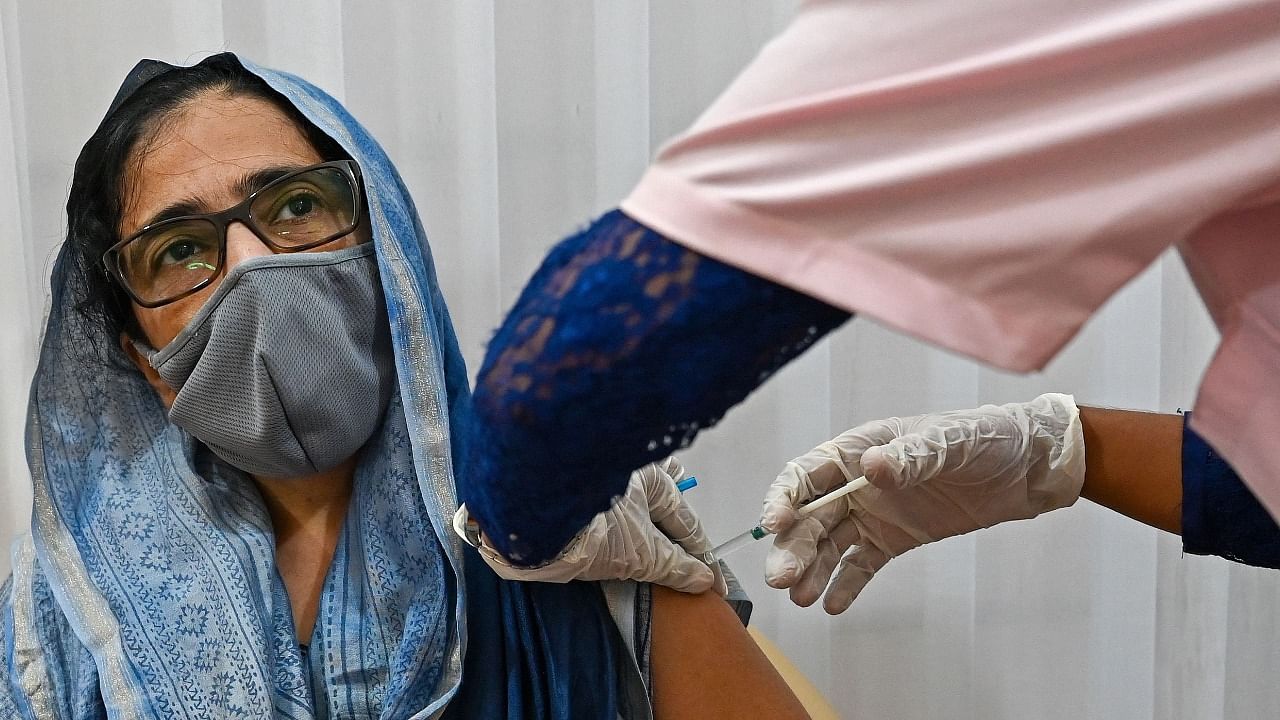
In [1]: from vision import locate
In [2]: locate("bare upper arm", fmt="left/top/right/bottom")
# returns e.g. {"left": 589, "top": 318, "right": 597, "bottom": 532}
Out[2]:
{"left": 649, "top": 586, "right": 810, "bottom": 720}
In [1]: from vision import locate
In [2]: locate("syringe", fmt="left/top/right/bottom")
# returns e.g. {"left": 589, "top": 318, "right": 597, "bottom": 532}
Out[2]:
{"left": 712, "top": 476, "right": 870, "bottom": 558}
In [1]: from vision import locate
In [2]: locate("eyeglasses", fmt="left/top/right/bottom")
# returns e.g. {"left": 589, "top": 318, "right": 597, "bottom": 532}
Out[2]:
{"left": 104, "top": 159, "right": 365, "bottom": 308}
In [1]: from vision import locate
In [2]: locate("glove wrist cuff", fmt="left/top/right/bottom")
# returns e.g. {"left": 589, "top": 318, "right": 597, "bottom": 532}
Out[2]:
{"left": 453, "top": 503, "right": 584, "bottom": 570}
{"left": 1024, "top": 393, "right": 1087, "bottom": 512}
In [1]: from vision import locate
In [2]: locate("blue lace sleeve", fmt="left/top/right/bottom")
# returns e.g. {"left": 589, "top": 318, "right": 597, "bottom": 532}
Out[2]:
{"left": 1181, "top": 412, "right": 1280, "bottom": 569}
{"left": 463, "top": 210, "right": 850, "bottom": 564}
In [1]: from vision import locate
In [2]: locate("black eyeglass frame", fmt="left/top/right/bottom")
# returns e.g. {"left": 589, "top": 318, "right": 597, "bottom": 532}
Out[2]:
{"left": 103, "top": 159, "right": 365, "bottom": 308}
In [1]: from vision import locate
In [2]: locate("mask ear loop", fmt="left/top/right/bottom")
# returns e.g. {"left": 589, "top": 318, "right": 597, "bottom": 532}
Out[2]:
{"left": 130, "top": 337, "right": 159, "bottom": 366}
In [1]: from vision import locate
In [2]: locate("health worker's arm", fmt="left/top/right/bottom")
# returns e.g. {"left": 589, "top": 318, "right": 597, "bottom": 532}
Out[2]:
{"left": 1070, "top": 406, "right": 1280, "bottom": 569}
{"left": 1077, "top": 407, "right": 1183, "bottom": 533}
{"left": 764, "top": 398, "right": 1280, "bottom": 613}
{"left": 462, "top": 210, "right": 849, "bottom": 566}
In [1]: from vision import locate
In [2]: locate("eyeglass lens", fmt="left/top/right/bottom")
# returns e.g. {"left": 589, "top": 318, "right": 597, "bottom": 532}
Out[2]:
{"left": 115, "top": 165, "right": 359, "bottom": 305}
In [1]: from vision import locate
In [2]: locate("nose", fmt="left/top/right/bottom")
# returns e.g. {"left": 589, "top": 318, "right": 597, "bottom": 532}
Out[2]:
{"left": 223, "top": 221, "right": 274, "bottom": 270}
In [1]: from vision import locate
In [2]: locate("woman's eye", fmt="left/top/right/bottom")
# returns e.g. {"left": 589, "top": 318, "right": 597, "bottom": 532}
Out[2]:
{"left": 275, "top": 192, "right": 323, "bottom": 221}
{"left": 158, "top": 238, "right": 205, "bottom": 266}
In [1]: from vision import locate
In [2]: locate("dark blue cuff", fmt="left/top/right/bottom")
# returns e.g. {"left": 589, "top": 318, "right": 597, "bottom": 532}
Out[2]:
{"left": 1181, "top": 412, "right": 1280, "bottom": 569}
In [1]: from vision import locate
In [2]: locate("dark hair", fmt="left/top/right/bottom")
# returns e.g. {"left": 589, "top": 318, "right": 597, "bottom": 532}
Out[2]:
{"left": 63, "top": 53, "right": 347, "bottom": 364}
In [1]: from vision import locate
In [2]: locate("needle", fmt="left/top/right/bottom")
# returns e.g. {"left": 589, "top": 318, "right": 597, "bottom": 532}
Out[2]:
{"left": 711, "top": 476, "right": 870, "bottom": 557}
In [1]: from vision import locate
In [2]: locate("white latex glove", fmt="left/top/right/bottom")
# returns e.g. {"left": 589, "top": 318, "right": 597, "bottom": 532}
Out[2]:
{"left": 454, "top": 456, "right": 728, "bottom": 595}
{"left": 761, "top": 393, "right": 1085, "bottom": 614}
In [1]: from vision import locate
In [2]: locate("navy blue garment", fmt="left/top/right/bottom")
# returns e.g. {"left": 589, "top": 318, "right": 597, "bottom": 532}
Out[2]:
{"left": 443, "top": 551, "right": 625, "bottom": 720}
{"left": 1182, "top": 412, "right": 1280, "bottom": 569}
{"left": 466, "top": 210, "right": 851, "bottom": 564}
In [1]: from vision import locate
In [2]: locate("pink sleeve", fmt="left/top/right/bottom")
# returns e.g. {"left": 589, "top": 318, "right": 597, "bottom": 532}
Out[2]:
{"left": 622, "top": 0, "right": 1280, "bottom": 372}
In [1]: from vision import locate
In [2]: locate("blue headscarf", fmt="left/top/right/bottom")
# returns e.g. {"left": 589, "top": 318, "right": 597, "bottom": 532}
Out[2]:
{"left": 0, "top": 54, "right": 644, "bottom": 719}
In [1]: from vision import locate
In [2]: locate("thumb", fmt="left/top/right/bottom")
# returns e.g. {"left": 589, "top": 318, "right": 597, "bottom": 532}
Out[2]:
{"left": 860, "top": 431, "right": 949, "bottom": 490}
{"left": 650, "top": 494, "right": 728, "bottom": 597}
{"left": 859, "top": 444, "right": 910, "bottom": 489}
{"left": 647, "top": 476, "right": 706, "bottom": 551}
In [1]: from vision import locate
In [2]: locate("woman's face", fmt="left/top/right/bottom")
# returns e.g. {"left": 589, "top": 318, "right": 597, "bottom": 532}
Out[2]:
{"left": 119, "top": 91, "right": 369, "bottom": 406}
{"left": 120, "top": 91, "right": 366, "bottom": 350}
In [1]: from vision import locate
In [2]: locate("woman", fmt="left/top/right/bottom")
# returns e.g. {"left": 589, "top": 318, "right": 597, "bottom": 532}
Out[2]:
{"left": 0, "top": 54, "right": 805, "bottom": 719}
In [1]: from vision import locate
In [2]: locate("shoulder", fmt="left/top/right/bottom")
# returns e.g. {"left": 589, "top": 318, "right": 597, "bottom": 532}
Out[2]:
{"left": 649, "top": 586, "right": 809, "bottom": 719}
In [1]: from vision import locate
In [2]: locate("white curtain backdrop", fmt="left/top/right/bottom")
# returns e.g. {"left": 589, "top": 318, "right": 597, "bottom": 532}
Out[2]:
{"left": 0, "top": 2, "right": 1276, "bottom": 718}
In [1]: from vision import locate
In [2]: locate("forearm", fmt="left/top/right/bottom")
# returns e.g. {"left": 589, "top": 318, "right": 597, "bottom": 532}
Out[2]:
{"left": 463, "top": 210, "right": 849, "bottom": 564}
{"left": 1078, "top": 406, "right": 1183, "bottom": 534}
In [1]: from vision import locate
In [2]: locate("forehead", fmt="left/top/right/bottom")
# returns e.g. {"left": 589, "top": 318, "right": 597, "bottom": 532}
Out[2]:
{"left": 121, "top": 92, "right": 324, "bottom": 233}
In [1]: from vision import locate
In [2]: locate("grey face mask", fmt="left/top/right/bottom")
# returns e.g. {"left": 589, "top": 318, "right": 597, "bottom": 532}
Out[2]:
{"left": 140, "top": 243, "right": 394, "bottom": 478}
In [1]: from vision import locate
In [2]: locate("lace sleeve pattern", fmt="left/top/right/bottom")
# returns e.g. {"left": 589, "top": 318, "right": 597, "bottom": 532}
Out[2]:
{"left": 463, "top": 210, "right": 850, "bottom": 564}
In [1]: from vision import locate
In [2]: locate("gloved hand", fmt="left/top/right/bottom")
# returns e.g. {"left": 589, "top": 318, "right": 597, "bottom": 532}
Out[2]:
{"left": 761, "top": 393, "right": 1086, "bottom": 614}
{"left": 454, "top": 456, "right": 727, "bottom": 595}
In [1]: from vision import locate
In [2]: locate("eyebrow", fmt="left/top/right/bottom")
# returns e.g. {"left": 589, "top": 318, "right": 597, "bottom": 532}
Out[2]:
{"left": 133, "top": 165, "right": 309, "bottom": 232}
